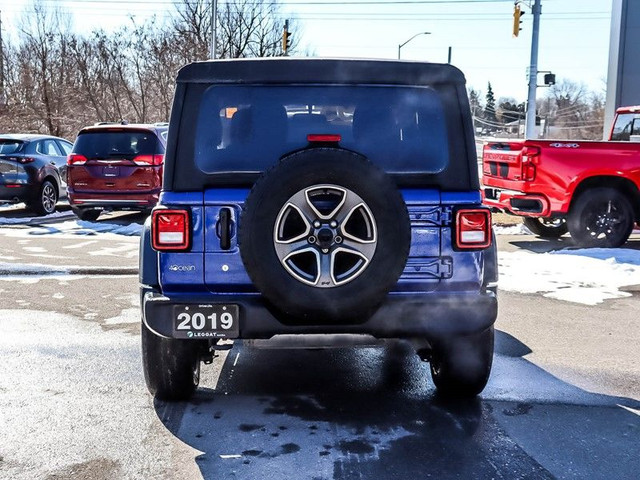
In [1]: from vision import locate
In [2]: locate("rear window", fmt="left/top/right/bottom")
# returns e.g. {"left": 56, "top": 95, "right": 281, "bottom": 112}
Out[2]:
{"left": 0, "top": 140, "right": 24, "bottom": 154}
{"left": 611, "top": 113, "right": 640, "bottom": 141}
{"left": 193, "top": 85, "right": 449, "bottom": 174}
{"left": 74, "top": 130, "right": 163, "bottom": 160}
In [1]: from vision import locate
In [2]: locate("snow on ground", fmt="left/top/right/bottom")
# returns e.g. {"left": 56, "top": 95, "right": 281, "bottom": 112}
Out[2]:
{"left": 499, "top": 248, "right": 640, "bottom": 305}
{"left": 27, "top": 219, "right": 142, "bottom": 236}
{"left": 494, "top": 224, "right": 532, "bottom": 235}
{"left": 0, "top": 210, "right": 71, "bottom": 225}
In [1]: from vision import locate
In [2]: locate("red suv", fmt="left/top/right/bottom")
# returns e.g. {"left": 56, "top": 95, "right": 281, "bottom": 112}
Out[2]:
{"left": 67, "top": 123, "right": 168, "bottom": 220}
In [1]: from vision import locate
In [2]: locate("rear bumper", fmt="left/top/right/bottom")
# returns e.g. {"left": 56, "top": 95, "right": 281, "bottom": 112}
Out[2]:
{"left": 142, "top": 288, "right": 498, "bottom": 341}
{"left": 482, "top": 186, "right": 551, "bottom": 217}
{"left": 0, "top": 184, "right": 35, "bottom": 202}
{"left": 68, "top": 189, "right": 159, "bottom": 210}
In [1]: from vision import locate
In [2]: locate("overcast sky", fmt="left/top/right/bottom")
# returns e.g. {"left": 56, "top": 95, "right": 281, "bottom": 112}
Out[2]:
{"left": 0, "top": 0, "right": 612, "bottom": 101}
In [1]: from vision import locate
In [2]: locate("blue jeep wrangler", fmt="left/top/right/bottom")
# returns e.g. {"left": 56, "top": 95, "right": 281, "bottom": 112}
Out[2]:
{"left": 140, "top": 58, "right": 498, "bottom": 401}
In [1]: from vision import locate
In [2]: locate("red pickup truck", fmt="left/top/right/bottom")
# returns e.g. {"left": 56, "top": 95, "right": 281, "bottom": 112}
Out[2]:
{"left": 482, "top": 105, "right": 640, "bottom": 247}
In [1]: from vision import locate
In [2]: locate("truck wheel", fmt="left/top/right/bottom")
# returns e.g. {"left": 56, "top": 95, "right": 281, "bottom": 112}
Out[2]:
{"left": 568, "top": 188, "right": 634, "bottom": 248}
{"left": 72, "top": 207, "right": 100, "bottom": 222}
{"left": 141, "top": 322, "right": 202, "bottom": 401}
{"left": 523, "top": 217, "right": 568, "bottom": 238}
{"left": 429, "top": 326, "right": 494, "bottom": 398}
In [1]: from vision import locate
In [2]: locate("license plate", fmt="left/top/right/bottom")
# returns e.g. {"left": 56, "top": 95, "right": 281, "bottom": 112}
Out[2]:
{"left": 103, "top": 166, "right": 119, "bottom": 177}
{"left": 173, "top": 304, "right": 239, "bottom": 339}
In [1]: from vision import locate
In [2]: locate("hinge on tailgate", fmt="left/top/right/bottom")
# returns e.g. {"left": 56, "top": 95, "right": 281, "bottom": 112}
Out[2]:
{"left": 439, "top": 207, "right": 453, "bottom": 226}
{"left": 438, "top": 257, "right": 453, "bottom": 278}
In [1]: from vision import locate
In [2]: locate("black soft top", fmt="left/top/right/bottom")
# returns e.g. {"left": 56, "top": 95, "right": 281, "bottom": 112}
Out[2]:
{"left": 177, "top": 58, "right": 466, "bottom": 86}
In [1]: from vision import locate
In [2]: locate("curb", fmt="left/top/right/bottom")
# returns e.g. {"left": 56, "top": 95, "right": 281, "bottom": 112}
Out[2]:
{"left": 1, "top": 266, "right": 138, "bottom": 276}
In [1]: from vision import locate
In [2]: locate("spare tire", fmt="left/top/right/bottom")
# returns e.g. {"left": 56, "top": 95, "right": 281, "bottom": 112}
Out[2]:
{"left": 239, "top": 148, "right": 411, "bottom": 323}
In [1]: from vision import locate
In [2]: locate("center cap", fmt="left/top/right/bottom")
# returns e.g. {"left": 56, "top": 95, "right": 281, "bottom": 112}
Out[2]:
{"left": 317, "top": 228, "right": 334, "bottom": 248}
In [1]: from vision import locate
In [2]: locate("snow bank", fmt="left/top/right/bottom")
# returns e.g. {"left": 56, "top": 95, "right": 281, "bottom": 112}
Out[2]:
{"left": 29, "top": 219, "right": 142, "bottom": 237}
{"left": 0, "top": 262, "right": 65, "bottom": 275}
{"left": 0, "top": 210, "right": 70, "bottom": 225}
{"left": 499, "top": 248, "right": 640, "bottom": 305}
{"left": 494, "top": 224, "right": 532, "bottom": 235}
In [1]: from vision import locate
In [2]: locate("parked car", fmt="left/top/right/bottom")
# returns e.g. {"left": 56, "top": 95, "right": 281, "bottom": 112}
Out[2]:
{"left": 0, "top": 134, "right": 72, "bottom": 215}
{"left": 66, "top": 123, "right": 168, "bottom": 221}
{"left": 482, "top": 105, "right": 640, "bottom": 247}
{"left": 139, "top": 58, "right": 498, "bottom": 402}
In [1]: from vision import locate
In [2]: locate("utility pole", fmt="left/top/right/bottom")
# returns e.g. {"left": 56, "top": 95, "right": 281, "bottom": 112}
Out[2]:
{"left": 210, "top": 0, "right": 217, "bottom": 59}
{"left": 0, "top": 10, "right": 4, "bottom": 105}
{"left": 447, "top": 46, "right": 452, "bottom": 64}
{"left": 525, "top": 0, "right": 541, "bottom": 139}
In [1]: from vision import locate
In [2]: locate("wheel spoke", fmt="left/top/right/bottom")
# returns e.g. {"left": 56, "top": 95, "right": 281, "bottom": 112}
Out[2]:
{"left": 274, "top": 239, "right": 310, "bottom": 258}
{"left": 334, "top": 190, "right": 365, "bottom": 224}
{"left": 316, "top": 252, "right": 335, "bottom": 287}
{"left": 340, "top": 238, "right": 377, "bottom": 262}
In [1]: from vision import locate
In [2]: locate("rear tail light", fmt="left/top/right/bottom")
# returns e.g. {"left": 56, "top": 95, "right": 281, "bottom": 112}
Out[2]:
{"left": 521, "top": 146, "right": 540, "bottom": 181}
{"left": 152, "top": 209, "right": 190, "bottom": 251}
{"left": 67, "top": 154, "right": 87, "bottom": 165}
{"left": 133, "top": 154, "right": 164, "bottom": 166}
{"left": 455, "top": 209, "right": 491, "bottom": 249}
{"left": 17, "top": 157, "right": 35, "bottom": 164}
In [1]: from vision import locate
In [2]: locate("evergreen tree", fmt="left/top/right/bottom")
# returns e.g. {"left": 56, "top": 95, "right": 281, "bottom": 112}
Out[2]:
{"left": 484, "top": 82, "right": 497, "bottom": 125}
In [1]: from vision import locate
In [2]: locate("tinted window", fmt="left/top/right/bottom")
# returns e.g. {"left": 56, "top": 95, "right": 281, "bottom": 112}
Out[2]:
{"left": 37, "top": 140, "right": 61, "bottom": 156}
{"left": 58, "top": 141, "right": 73, "bottom": 155}
{"left": 0, "top": 140, "right": 24, "bottom": 154}
{"left": 194, "top": 85, "right": 449, "bottom": 174}
{"left": 610, "top": 113, "right": 640, "bottom": 141}
{"left": 74, "top": 130, "right": 162, "bottom": 160}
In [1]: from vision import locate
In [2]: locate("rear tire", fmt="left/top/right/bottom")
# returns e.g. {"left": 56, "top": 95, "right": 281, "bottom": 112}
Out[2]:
{"left": 429, "top": 326, "right": 494, "bottom": 398}
{"left": 72, "top": 208, "right": 100, "bottom": 222}
{"left": 567, "top": 188, "right": 634, "bottom": 248}
{"left": 141, "top": 321, "right": 202, "bottom": 401}
{"left": 30, "top": 179, "right": 58, "bottom": 216}
{"left": 523, "top": 217, "right": 568, "bottom": 238}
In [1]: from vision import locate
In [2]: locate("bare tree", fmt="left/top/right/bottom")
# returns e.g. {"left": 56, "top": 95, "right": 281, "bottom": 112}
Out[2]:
{"left": 542, "top": 79, "right": 604, "bottom": 140}
{"left": 0, "top": 0, "right": 303, "bottom": 138}
{"left": 173, "top": 0, "right": 300, "bottom": 60}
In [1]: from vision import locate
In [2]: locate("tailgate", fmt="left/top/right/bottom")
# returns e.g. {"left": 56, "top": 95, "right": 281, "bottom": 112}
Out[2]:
{"left": 482, "top": 141, "right": 525, "bottom": 181}
{"left": 69, "top": 162, "right": 162, "bottom": 193}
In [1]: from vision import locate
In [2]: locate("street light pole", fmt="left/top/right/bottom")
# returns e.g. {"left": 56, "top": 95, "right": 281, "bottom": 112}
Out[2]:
{"left": 525, "top": 0, "right": 542, "bottom": 139}
{"left": 398, "top": 31, "right": 431, "bottom": 59}
{"left": 210, "top": 0, "right": 217, "bottom": 59}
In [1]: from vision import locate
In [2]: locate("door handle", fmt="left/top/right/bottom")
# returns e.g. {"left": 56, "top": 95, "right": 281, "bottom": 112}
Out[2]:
{"left": 216, "top": 208, "right": 233, "bottom": 250}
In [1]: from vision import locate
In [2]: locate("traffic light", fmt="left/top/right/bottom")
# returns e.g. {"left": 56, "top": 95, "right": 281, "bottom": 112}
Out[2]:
{"left": 282, "top": 20, "right": 292, "bottom": 55}
{"left": 513, "top": 4, "right": 525, "bottom": 37}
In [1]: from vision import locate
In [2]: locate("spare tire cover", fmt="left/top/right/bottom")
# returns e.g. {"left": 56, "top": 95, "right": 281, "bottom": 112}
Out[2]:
{"left": 239, "top": 148, "right": 411, "bottom": 323}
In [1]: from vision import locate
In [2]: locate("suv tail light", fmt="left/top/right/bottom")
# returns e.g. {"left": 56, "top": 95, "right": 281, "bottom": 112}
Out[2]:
{"left": 17, "top": 157, "right": 35, "bottom": 164}
{"left": 521, "top": 146, "right": 540, "bottom": 182}
{"left": 67, "top": 154, "right": 88, "bottom": 165}
{"left": 133, "top": 154, "right": 164, "bottom": 166}
{"left": 152, "top": 209, "right": 190, "bottom": 251}
{"left": 455, "top": 209, "right": 491, "bottom": 249}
